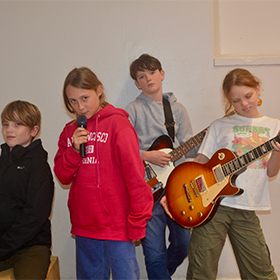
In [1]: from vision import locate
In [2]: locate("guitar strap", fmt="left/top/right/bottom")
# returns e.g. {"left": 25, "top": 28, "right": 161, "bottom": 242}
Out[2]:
{"left": 162, "top": 97, "right": 175, "bottom": 142}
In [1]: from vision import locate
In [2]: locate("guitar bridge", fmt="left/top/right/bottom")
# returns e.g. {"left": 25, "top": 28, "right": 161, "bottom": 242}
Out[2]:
{"left": 183, "top": 183, "right": 192, "bottom": 202}
{"left": 151, "top": 182, "right": 164, "bottom": 194}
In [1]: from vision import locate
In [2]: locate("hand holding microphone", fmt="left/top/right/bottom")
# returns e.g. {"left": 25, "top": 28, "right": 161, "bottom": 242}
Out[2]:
{"left": 77, "top": 115, "right": 87, "bottom": 157}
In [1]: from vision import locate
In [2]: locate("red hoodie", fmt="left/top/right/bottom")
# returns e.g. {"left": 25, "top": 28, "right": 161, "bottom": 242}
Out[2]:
{"left": 54, "top": 105, "right": 153, "bottom": 241}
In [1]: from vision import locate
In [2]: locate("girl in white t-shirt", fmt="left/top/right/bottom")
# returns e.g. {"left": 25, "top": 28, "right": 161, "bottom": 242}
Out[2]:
{"left": 187, "top": 68, "right": 280, "bottom": 280}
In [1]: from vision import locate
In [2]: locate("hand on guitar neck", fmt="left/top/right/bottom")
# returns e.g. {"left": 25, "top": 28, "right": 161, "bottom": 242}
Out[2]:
{"left": 142, "top": 150, "right": 171, "bottom": 168}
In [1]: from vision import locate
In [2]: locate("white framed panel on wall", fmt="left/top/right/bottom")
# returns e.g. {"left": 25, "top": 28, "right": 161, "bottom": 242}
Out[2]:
{"left": 211, "top": 0, "right": 280, "bottom": 66}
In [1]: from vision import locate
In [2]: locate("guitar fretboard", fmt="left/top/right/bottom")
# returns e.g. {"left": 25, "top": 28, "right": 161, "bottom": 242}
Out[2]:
{"left": 169, "top": 111, "right": 235, "bottom": 163}
{"left": 170, "top": 130, "right": 206, "bottom": 162}
{"left": 222, "top": 134, "right": 280, "bottom": 177}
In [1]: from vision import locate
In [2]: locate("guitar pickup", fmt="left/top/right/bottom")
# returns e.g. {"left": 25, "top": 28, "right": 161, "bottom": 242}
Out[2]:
{"left": 194, "top": 175, "right": 207, "bottom": 194}
{"left": 145, "top": 165, "right": 156, "bottom": 181}
{"left": 213, "top": 164, "right": 226, "bottom": 184}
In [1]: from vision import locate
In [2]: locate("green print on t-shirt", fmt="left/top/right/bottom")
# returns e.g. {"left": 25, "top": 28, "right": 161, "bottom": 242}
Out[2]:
{"left": 231, "top": 125, "right": 271, "bottom": 170}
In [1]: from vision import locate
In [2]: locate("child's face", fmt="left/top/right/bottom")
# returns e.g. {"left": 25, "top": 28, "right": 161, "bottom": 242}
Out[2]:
{"left": 229, "top": 85, "right": 261, "bottom": 118}
{"left": 135, "top": 69, "right": 165, "bottom": 97}
{"left": 2, "top": 120, "right": 38, "bottom": 150}
{"left": 66, "top": 85, "right": 102, "bottom": 119}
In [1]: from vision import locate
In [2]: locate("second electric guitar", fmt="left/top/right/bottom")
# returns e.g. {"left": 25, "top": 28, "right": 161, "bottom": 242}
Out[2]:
{"left": 165, "top": 134, "right": 280, "bottom": 228}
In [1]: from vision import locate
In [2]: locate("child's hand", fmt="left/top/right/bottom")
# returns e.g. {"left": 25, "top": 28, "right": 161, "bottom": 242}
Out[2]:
{"left": 273, "top": 130, "right": 280, "bottom": 152}
{"left": 142, "top": 150, "right": 171, "bottom": 168}
{"left": 160, "top": 195, "right": 174, "bottom": 220}
{"left": 273, "top": 141, "right": 280, "bottom": 152}
{"left": 73, "top": 127, "right": 89, "bottom": 152}
{"left": 131, "top": 239, "right": 141, "bottom": 246}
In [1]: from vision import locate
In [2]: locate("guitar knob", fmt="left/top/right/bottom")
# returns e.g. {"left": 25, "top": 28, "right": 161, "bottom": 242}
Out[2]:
{"left": 187, "top": 216, "right": 193, "bottom": 222}
{"left": 197, "top": 212, "right": 203, "bottom": 218}
{"left": 189, "top": 205, "right": 194, "bottom": 211}
{"left": 180, "top": 210, "right": 186, "bottom": 216}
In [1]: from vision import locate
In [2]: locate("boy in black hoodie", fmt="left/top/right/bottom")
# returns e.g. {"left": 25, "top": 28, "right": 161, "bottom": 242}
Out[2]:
{"left": 0, "top": 100, "right": 54, "bottom": 279}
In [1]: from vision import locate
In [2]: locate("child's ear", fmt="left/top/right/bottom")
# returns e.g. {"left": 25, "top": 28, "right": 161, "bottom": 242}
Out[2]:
{"left": 135, "top": 80, "right": 141, "bottom": 90}
{"left": 30, "top": 125, "right": 40, "bottom": 138}
{"left": 160, "top": 70, "right": 165, "bottom": 81}
{"left": 97, "top": 85, "right": 103, "bottom": 96}
{"left": 256, "top": 84, "right": 261, "bottom": 96}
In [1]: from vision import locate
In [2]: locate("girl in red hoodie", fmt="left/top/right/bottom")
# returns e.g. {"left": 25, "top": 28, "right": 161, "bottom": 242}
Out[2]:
{"left": 54, "top": 67, "right": 153, "bottom": 280}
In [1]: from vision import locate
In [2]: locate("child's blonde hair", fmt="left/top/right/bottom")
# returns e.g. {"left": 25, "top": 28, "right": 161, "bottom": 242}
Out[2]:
{"left": 222, "top": 68, "right": 261, "bottom": 115}
{"left": 1, "top": 100, "right": 41, "bottom": 139}
{"left": 63, "top": 67, "right": 108, "bottom": 115}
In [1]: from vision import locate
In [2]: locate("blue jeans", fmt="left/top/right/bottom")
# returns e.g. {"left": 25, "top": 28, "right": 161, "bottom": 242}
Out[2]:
{"left": 75, "top": 236, "right": 140, "bottom": 280}
{"left": 141, "top": 201, "right": 191, "bottom": 280}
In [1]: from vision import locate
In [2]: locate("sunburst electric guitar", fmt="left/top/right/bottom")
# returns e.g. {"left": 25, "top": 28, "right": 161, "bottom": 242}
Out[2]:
{"left": 165, "top": 134, "right": 280, "bottom": 228}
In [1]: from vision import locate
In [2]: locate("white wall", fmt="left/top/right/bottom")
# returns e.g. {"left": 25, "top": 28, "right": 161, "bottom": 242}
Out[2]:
{"left": 1, "top": 1, "right": 280, "bottom": 279}
{"left": 218, "top": 0, "right": 280, "bottom": 56}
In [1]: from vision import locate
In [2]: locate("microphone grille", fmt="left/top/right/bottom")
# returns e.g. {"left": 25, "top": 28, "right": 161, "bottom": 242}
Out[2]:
{"left": 77, "top": 115, "right": 87, "bottom": 127}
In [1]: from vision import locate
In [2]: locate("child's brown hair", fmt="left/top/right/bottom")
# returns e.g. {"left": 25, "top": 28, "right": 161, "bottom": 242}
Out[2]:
{"left": 130, "top": 54, "right": 163, "bottom": 81}
{"left": 1, "top": 100, "right": 41, "bottom": 139}
{"left": 63, "top": 67, "right": 108, "bottom": 115}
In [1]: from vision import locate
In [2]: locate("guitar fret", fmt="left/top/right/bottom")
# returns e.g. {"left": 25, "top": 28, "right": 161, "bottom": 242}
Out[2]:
{"left": 235, "top": 157, "right": 243, "bottom": 168}
{"left": 261, "top": 144, "right": 268, "bottom": 153}
{"left": 256, "top": 146, "right": 263, "bottom": 157}
{"left": 233, "top": 160, "right": 239, "bottom": 170}
{"left": 223, "top": 164, "right": 230, "bottom": 176}
{"left": 265, "top": 141, "right": 273, "bottom": 151}
{"left": 241, "top": 154, "right": 248, "bottom": 165}
{"left": 252, "top": 148, "right": 259, "bottom": 159}
{"left": 248, "top": 151, "right": 255, "bottom": 161}
{"left": 239, "top": 156, "right": 246, "bottom": 166}
{"left": 270, "top": 140, "right": 275, "bottom": 148}
{"left": 228, "top": 161, "right": 235, "bottom": 173}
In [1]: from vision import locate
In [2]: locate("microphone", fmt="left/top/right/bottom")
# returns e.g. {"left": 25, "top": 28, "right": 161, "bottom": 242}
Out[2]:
{"left": 77, "top": 115, "right": 87, "bottom": 158}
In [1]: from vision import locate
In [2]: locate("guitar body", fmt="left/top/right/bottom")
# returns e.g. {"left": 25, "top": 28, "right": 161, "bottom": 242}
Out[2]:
{"left": 165, "top": 148, "right": 244, "bottom": 228}
{"left": 148, "top": 149, "right": 175, "bottom": 187}
{"left": 145, "top": 135, "right": 174, "bottom": 203}
{"left": 147, "top": 134, "right": 174, "bottom": 151}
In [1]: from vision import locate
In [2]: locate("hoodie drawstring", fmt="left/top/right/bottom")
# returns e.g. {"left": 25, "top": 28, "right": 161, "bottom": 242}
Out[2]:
{"left": 95, "top": 115, "right": 101, "bottom": 188}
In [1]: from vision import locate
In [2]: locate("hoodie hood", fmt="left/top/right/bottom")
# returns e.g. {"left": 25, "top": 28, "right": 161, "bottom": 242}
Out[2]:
{"left": 87, "top": 104, "right": 129, "bottom": 123}
{"left": 137, "top": 91, "right": 177, "bottom": 105}
{"left": 1, "top": 139, "right": 47, "bottom": 162}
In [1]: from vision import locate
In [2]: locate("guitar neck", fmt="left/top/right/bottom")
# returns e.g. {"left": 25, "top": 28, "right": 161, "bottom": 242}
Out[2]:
{"left": 170, "top": 111, "right": 236, "bottom": 163}
{"left": 170, "top": 130, "right": 206, "bottom": 162}
{"left": 222, "top": 134, "right": 280, "bottom": 177}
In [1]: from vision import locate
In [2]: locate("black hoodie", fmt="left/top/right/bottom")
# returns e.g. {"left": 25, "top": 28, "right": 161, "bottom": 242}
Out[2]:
{"left": 0, "top": 139, "right": 54, "bottom": 261}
